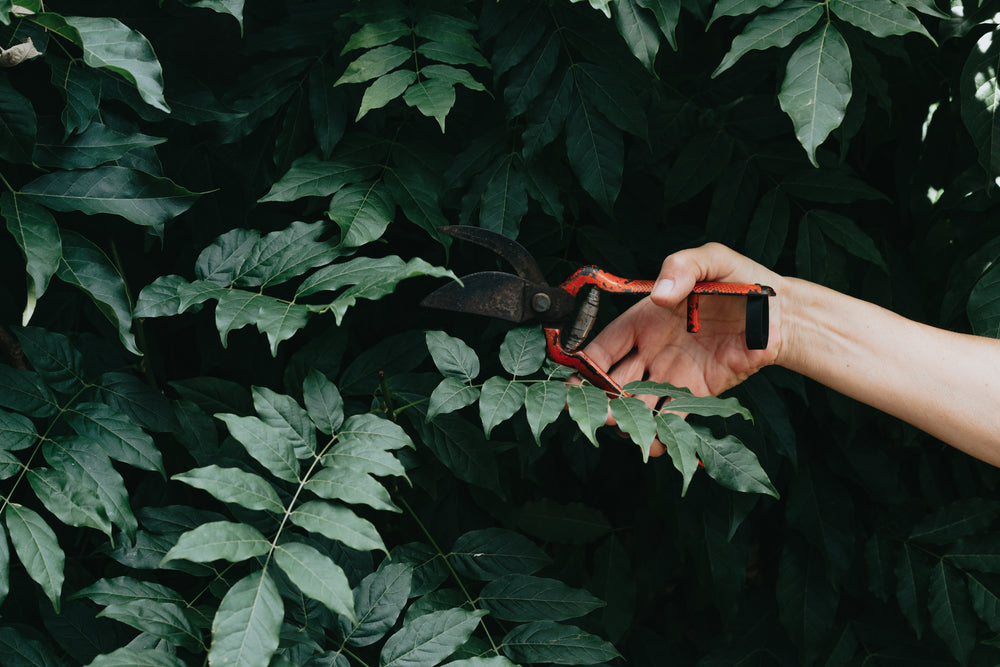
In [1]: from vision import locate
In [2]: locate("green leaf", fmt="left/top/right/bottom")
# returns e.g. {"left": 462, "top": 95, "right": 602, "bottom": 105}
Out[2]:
{"left": 304, "top": 466, "right": 400, "bottom": 513}
{"left": 338, "top": 413, "right": 415, "bottom": 452}
{"left": 1, "top": 191, "right": 61, "bottom": 325}
{"left": 805, "top": 209, "right": 887, "bottom": 270}
{"left": 661, "top": 395, "right": 752, "bottom": 420}
{"left": 288, "top": 500, "right": 387, "bottom": 554}
{"left": 499, "top": 327, "right": 546, "bottom": 377}
{"left": 406, "top": 411, "right": 503, "bottom": 496}
{"left": 427, "top": 377, "right": 480, "bottom": 420}
{"left": 566, "top": 97, "right": 623, "bottom": 213}
{"left": 522, "top": 68, "right": 573, "bottom": 159}
{"left": 98, "top": 371, "right": 178, "bottom": 433}
{"left": 274, "top": 540, "right": 356, "bottom": 621}
{"left": 13, "top": 327, "right": 84, "bottom": 394}
{"left": 662, "top": 131, "right": 734, "bottom": 206}
{"left": 0, "top": 407, "right": 37, "bottom": 451}
{"left": 450, "top": 528, "right": 551, "bottom": 580}
{"left": 928, "top": 561, "right": 976, "bottom": 665}
{"left": 28, "top": 467, "right": 112, "bottom": 537}
{"left": 57, "top": 230, "right": 138, "bottom": 355}
{"left": 480, "top": 377, "right": 527, "bottom": 438}
{"left": 707, "top": 0, "right": 784, "bottom": 28}
{"left": 909, "top": 498, "right": 1000, "bottom": 544}
{"left": 342, "top": 563, "right": 413, "bottom": 647}
{"left": 654, "top": 413, "right": 700, "bottom": 495}
{"left": 48, "top": 57, "right": 101, "bottom": 136}
{"left": 385, "top": 154, "right": 450, "bottom": 241}
{"left": 776, "top": 541, "right": 839, "bottom": 662}
{"left": 235, "top": 219, "right": 338, "bottom": 289}
{"left": 5, "top": 503, "right": 64, "bottom": 612}
{"left": 161, "top": 521, "right": 270, "bottom": 565}
{"left": 303, "top": 369, "right": 345, "bottom": 435}
{"left": 480, "top": 574, "right": 605, "bottom": 622}
{"left": 961, "top": 29, "right": 1000, "bottom": 178}
{"left": 566, "top": 383, "right": 609, "bottom": 447}
{"left": 33, "top": 122, "right": 164, "bottom": 170}
{"left": 186, "top": 0, "right": 244, "bottom": 31}
{"left": 342, "top": 18, "right": 412, "bottom": 54}
{"left": 417, "top": 41, "right": 488, "bottom": 68}
{"left": 66, "top": 401, "right": 163, "bottom": 473}
{"left": 829, "top": 0, "right": 934, "bottom": 42}
{"left": 896, "top": 541, "right": 929, "bottom": 637}
{"left": 22, "top": 166, "right": 198, "bottom": 228}
{"left": 98, "top": 600, "right": 200, "bottom": 651}
{"left": 501, "top": 621, "right": 620, "bottom": 665}
{"left": 614, "top": 0, "right": 660, "bottom": 72}
{"left": 216, "top": 413, "right": 300, "bottom": 483}
{"left": 259, "top": 153, "right": 377, "bottom": 203}
{"left": 72, "top": 576, "right": 183, "bottom": 607}
{"left": 380, "top": 608, "right": 487, "bottom": 667}
{"left": 967, "top": 572, "right": 1000, "bottom": 632}
{"left": 321, "top": 430, "right": 408, "bottom": 479}
{"left": 610, "top": 396, "right": 657, "bottom": 461}
{"left": 403, "top": 77, "right": 456, "bottom": 132}
{"left": 785, "top": 467, "right": 855, "bottom": 584}
{"left": 172, "top": 465, "right": 284, "bottom": 513}
{"left": 328, "top": 181, "right": 395, "bottom": 248}
{"left": 572, "top": 63, "right": 647, "bottom": 139}
{"left": 426, "top": 330, "right": 480, "bottom": 381}
{"left": 336, "top": 45, "right": 412, "bottom": 86}
{"left": 357, "top": 70, "right": 416, "bottom": 121}
{"left": 85, "top": 648, "right": 187, "bottom": 667}
{"left": 968, "top": 261, "right": 1000, "bottom": 338}
{"left": 744, "top": 188, "right": 789, "bottom": 267}
{"left": 480, "top": 156, "right": 528, "bottom": 239}
{"left": 0, "top": 365, "right": 57, "bottom": 417}
{"left": 504, "top": 33, "right": 560, "bottom": 118}
{"left": 524, "top": 380, "right": 567, "bottom": 445}
{"left": 44, "top": 436, "right": 136, "bottom": 537}
{"left": 945, "top": 534, "right": 1000, "bottom": 572}
{"left": 0, "top": 75, "right": 36, "bottom": 164}
{"left": 778, "top": 23, "right": 853, "bottom": 167}
{"left": 209, "top": 569, "right": 282, "bottom": 667}
{"left": 252, "top": 385, "right": 316, "bottom": 458}
{"left": 694, "top": 428, "right": 778, "bottom": 497}
{"left": 780, "top": 169, "right": 888, "bottom": 203}
{"left": 637, "top": 0, "right": 680, "bottom": 49}
{"left": 713, "top": 1, "right": 824, "bottom": 77}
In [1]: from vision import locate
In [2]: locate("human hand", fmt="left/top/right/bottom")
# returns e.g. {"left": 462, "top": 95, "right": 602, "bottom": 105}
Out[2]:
{"left": 581, "top": 243, "right": 787, "bottom": 456}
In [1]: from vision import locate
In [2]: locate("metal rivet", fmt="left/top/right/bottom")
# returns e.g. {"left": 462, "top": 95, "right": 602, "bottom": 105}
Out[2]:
{"left": 532, "top": 292, "right": 551, "bottom": 313}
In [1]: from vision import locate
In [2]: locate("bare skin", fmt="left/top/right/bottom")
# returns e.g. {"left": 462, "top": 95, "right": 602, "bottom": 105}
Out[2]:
{"left": 583, "top": 243, "right": 1000, "bottom": 466}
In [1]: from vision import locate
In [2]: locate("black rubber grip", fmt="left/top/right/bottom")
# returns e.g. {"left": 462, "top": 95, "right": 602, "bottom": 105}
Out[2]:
{"left": 745, "top": 294, "right": 769, "bottom": 350}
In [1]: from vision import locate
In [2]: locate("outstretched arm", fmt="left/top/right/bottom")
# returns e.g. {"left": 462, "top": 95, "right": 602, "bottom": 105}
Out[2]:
{"left": 584, "top": 243, "right": 1000, "bottom": 466}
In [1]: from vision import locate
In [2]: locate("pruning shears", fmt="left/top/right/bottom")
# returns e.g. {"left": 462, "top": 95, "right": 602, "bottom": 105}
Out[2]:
{"left": 421, "top": 226, "right": 775, "bottom": 395}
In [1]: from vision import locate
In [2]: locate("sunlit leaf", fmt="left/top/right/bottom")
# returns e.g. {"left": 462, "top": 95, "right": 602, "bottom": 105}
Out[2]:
{"left": 173, "top": 465, "right": 284, "bottom": 513}
{"left": 303, "top": 369, "right": 345, "bottom": 436}
{"left": 86, "top": 647, "right": 187, "bottom": 667}
{"left": 274, "top": 541, "right": 355, "bottom": 621}
{"left": 304, "top": 466, "right": 400, "bottom": 513}
{"left": 655, "top": 413, "right": 700, "bottom": 496}
{"left": 830, "top": 0, "right": 934, "bottom": 42}
{"left": 778, "top": 23, "right": 852, "bottom": 167}
{"left": 288, "top": 500, "right": 387, "bottom": 554}
{"left": 566, "top": 383, "right": 609, "bottom": 447}
{"left": 357, "top": 70, "right": 416, "bottom": 120}
{"left": 707, "top": 0, "right": 784, "bottom": 28}
{"left": 614, "top": 0, "right": 660, "bottom": 72}
{"left": 426, "top": 330, "right": 480, "bottom": 381}
{"left": 5, "top": 503, "right": 64, "bottom": 612}
{"left": 341, "top": 563, "right": 413, "bottom": 647}
{"left": 713, "top": 1, "right": 824, "bottom": 77}
{"left": 427, "top": 377, "right": 480, "bottom": 420}
{"left": 610, "top": 396, "right": 657, "bottom": 461}
{"left": 479, "top": 377, "right": 526, "bottom": 438}
{"left": 336, "top": 45, "right": 412, "bottom": 86}
{"left": 329, "top": 181, "right": 395, "bottom": 248}
{"left": 499, "top": 327, "right": 546, "bottom": 377}
{"left": 216, "top": 413, "right": 299, "bottom": 483}
{"left": 693, "top": 427, "right": 778, "bottom": 497}
{"left": 259, "top": 153, "right": 377, "bottom": 203}
{"left": 209, "top": 569, "right": 282, "bottom": 667}
{"left": 380, "top": 607, "right": 486, "bottom": 667}
{"left": 161, "top": 521, "right": 270, "bottom": 565}
{"left": 28, "top": 467, "right": 113, "bottom": 537}
{"left": 961, "top": 25, "right": 1000, "bottom": 178}
{"left": 252, "top": 386, "right": 316, "bottom": 459}
{"left": 524, "top": 380, "right": 567, "bottom": 445}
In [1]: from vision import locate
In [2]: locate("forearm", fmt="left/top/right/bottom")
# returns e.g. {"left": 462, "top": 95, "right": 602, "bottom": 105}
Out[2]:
{"left": 775, "top": 277, "right": 1000, "bottom": 466}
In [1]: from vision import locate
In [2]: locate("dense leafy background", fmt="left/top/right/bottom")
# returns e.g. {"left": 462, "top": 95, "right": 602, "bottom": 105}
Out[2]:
{"left": 2, "top": 0, "right": 1000, "bottom": 665}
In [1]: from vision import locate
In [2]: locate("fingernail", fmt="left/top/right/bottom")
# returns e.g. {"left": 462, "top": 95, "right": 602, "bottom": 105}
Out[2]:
{"left": 652, "top": 278, "right": 674, "bottom": 301}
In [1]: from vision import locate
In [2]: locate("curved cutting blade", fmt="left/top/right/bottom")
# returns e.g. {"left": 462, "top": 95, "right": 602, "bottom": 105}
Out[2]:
{"left": 439, "top": 225, "right": 548, "bottom": 285}
{"left": 421, "top": 271, "right": 574, "bottom": 323}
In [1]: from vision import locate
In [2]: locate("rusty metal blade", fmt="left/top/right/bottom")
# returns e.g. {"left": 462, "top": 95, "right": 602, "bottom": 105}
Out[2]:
{"left": 421, "top": 272, "right": 533, "bottom": 322}
{"left": 439, "top": 226, "right": 548, "bottom": 285}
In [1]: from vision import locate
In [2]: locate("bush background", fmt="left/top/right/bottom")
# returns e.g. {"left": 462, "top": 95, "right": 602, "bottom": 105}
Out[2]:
{"left": 2, "top": 0, "right": 1000, "bottom": 665}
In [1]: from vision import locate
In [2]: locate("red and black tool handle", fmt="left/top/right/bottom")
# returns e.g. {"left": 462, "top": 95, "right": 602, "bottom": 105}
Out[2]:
{"left": 558, "top": 267, "right": 775, "bottom": 351}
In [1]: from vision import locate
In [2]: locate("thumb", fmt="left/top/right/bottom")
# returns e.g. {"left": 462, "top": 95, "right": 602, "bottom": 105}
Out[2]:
{"left": 649, "top": 242, "right": 736, "bottom": 307}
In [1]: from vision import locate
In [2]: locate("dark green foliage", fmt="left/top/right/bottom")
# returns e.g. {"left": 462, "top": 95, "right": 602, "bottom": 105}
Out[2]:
{"left": 1, "top": 0, "right": 1000, "bottom": 665}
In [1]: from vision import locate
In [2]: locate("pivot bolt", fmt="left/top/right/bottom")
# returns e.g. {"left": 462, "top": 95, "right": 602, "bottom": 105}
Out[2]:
{"left": 531, "top": 292, "right": 551, "bottom": 313}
